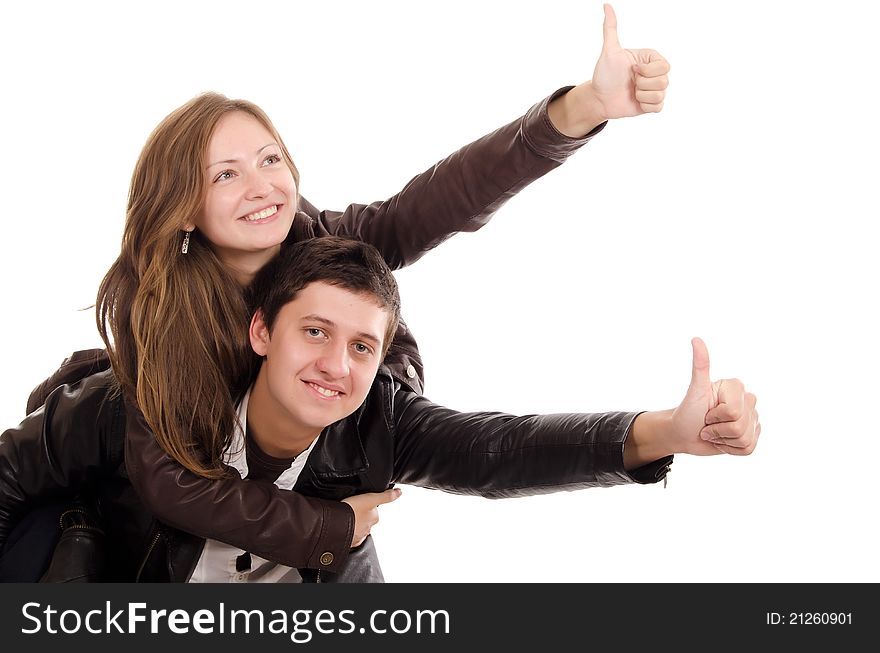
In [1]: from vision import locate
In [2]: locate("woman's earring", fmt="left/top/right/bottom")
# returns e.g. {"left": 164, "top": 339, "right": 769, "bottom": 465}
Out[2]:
{"left": 181, "top": 230, "right": 192, "bottom": 255}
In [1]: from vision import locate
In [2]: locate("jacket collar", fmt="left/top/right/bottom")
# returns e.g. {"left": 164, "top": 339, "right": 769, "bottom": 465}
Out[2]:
{"left": 306, "top": 368, "right": 394, "bottom": 479}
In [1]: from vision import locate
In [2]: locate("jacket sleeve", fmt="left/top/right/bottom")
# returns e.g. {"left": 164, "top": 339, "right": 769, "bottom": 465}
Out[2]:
{"left": 0, "top": 373, "right": 123, "bottom": 549}
{"left": 390, "top": 389, "right": 673, "bottom": 498}
{"left": 298, "top": 87, "right": 605, "bottom": 270}
{"left": 124, "top": 408, "right": 356, "bottom": 573}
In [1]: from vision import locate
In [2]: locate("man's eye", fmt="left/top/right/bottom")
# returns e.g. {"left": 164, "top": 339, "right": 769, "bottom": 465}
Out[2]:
{"left": 353, "top": 343, "right": 372, "bottom": 355}
{"left": 306, "top": 328, "right": 324, "bottom": 338}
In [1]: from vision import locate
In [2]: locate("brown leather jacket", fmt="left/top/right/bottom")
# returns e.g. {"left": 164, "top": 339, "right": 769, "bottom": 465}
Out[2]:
{"left": 1, "top": 88, "right": 672, "bottom": 581}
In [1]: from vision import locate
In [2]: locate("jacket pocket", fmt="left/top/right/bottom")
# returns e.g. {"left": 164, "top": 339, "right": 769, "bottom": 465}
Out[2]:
{"left": 40, "top": 498, "right": 108, "bottom": 583}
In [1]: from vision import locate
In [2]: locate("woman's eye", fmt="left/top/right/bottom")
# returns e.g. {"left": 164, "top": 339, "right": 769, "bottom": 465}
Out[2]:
{"left": 214, "top": 170, "right": 234, "bottom": 183}
{"left": 262, "top": 154, "right": 281, "bottom": 166}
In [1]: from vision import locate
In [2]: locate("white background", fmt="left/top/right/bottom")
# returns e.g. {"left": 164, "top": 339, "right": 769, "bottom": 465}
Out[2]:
{"left": 1, "top": 0, "right": 877, "bottom": 582}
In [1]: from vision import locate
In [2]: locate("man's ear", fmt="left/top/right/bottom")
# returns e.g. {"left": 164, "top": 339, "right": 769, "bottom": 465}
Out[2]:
{"left": 250, "top": 309, "right": 271, "bottom": 356}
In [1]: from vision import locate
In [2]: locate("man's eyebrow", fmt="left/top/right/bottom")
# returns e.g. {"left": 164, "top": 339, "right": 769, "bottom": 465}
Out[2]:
{"left": 206, "top": 143, "right": 278, "bottom": 169}
{"left": 301, "top": 314, "right": 381, "bottom": 346}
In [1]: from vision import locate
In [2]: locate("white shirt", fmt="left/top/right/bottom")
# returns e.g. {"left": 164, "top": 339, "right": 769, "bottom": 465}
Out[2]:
{"left": 188, "top": 388, "right": 319, "bottom": 583}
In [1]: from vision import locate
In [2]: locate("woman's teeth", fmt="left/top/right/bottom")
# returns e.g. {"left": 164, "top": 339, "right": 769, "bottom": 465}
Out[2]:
{"left": 243, "top": 205, "right": 278, "bottom": 221}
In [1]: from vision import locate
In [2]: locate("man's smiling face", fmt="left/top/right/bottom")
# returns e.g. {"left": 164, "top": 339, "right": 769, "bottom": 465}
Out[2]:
{"left": 248, "top": 281, "right": 390, "bottom": 453}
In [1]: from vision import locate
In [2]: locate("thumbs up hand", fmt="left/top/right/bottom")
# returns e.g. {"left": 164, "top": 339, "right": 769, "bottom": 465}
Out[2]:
{"left": 592, "top": 4, "right": 670, "bottom": 119}
{"left": 547, "top": 4, "right": 670, "bottom": 137}
{"left": 669, "top": 338, "right": 761, "bottom": 457}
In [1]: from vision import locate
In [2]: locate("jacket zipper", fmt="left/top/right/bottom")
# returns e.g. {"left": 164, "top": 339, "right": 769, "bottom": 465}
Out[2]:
{"left": 58, "top": 507, "right": 104, "bottom": 534}
{"left": 136, "top": 529, "right": 163, "bottom": 582}
{"left": 59, "top": 524, "right": 104, "bottom": 534}
{"left": 58, "top": 507, "right": 86, "bottom": 527}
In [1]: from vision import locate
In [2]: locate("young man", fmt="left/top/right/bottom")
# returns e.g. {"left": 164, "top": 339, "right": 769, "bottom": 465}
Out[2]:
{"left": 188, "top": 236, "right": 406, "bottom": 582}
{"left": 0, "top": 237, "right": 760, "bottom": 582}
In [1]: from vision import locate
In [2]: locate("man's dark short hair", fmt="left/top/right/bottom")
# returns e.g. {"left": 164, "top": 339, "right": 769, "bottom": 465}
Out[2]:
{"left": 248, "top": 237, "right": 401, "bottom": 357}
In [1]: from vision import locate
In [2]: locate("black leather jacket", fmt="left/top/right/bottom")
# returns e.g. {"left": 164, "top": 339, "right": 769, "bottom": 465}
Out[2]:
{"left": 1, "top": 353, "right": 671, "bottom": 582}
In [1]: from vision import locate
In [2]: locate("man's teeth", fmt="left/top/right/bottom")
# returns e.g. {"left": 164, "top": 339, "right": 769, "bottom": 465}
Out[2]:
{"left": 309, "top": 382, "right": 339, "bottom": 397}
{"left": 242, "top": 205, "right": 278, "bottom": 221}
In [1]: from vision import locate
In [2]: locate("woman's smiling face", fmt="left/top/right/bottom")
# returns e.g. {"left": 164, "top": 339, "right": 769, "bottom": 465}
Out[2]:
{"left": 195, "top": 111, "right": 298, "bottom": 272}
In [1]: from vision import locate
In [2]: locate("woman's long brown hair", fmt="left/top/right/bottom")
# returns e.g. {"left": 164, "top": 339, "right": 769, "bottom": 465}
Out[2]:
{"left": 96, "top": 93, "right": 300, "bottom": 478}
